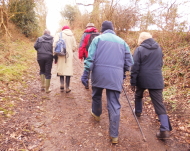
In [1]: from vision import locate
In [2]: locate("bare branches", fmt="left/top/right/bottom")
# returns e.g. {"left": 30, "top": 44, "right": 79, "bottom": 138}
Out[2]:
{"left": 76, "top": 3, "right": 93, "bottom": 6}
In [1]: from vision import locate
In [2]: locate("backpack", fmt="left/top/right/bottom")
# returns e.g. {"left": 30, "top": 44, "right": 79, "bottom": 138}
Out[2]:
{"left": 54, "top": 32, "right": 67, "bottom": 56}
{"left": 86, "top": 32, "right": 100, "bottom": 51}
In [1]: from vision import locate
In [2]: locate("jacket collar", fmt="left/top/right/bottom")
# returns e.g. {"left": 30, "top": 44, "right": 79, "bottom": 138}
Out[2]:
{"left": 102, "top": 29, "right": 115, "bottom": 35}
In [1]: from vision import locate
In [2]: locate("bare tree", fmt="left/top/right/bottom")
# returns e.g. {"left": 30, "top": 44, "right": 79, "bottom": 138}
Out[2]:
{"left": 0, "top": 0, "right": 11, "bottom": 37}
{"left": 34, "top": 0, "right": 47, "bottom": 33}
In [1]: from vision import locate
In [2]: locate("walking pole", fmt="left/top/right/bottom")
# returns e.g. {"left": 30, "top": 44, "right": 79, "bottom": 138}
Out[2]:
{"left": 122, "top": 86, "right": 146, "bottom": 142}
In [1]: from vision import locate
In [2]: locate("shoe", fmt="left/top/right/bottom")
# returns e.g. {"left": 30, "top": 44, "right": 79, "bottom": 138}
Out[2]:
{"left": 133, "top": 108, "right": 141, "bottom": 117}
{"left": 156, "top": 131, "right": 170, "bottom": 139}
{"left": 91, "top": 110, "right": 100, "bottom": 121}
{"left": 66, "top": 88, "right": 71, "bottom": 93}
{"left": 135, "top": 112, "right": 141, "bottom": 117}
{"left": 111, "top": 137, "right": 118, "bottom": 144}
{"left": 45, "top": 79, "right": 51, "bottom": 93}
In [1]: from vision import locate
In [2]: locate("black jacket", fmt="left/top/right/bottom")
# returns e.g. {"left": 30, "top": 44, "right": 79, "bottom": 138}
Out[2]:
{"left": 130, "top": 38, "right": 164, "bottom": 89}
{"left": 34, "top": 34, "right": 53, "bottom": 60}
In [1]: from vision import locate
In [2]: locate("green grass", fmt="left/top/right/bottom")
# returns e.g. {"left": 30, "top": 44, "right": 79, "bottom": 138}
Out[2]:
{"left": 0, "top": 41, "right": 36, "bottom": 82}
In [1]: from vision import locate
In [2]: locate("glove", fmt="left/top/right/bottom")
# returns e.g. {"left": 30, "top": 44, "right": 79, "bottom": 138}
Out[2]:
{"left": 53, "top": 54, "right": 58, "bottom": 64}
{"left": 123, "top": 70, "right": 126, "bottom": 80}
{"left": 81, "top": 70, "right": 89, "bottom": 87}
{"left": 123, "top": 74, "right": 126, "bottom": 80}
{"left": 131, "top": 85, "right": 136, "bottom": 92}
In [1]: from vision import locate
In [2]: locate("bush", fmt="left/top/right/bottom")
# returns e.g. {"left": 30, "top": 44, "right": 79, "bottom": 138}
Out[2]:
{"left": 9, "top": 0, "right": 38, "bottom": 37}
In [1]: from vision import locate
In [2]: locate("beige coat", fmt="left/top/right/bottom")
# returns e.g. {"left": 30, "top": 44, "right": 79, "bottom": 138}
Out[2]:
{"left": 53, "top": 29, "right": 77, "bottom": 76}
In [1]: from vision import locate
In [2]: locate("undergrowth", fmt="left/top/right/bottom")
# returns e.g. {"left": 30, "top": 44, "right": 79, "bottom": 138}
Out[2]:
{"left": 0, "top": 40, "right": 35, "bottom": 82}
{"left": 0, "top": 38, "right": 36, "bottom": 119}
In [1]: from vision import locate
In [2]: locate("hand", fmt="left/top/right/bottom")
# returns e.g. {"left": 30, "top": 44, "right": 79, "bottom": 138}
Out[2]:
{"left": 81, "top": 70, "right": 89, "bottom": 87}
{"left": 131, "top": 86, "right": 136, "bottom": 92}
{"left": 80, "top": 59, "right": 83, "bottom": 63}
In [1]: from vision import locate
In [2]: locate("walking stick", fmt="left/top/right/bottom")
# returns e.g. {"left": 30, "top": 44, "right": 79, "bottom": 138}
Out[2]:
{"left": 122, "top": 86, "right": 146, "bottom": 142}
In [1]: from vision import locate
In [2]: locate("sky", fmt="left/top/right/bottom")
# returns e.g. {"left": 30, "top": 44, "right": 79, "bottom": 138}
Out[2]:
{"left": 45, "top": 0, "right": 190, "bottom": 35}
{"left": 45, "top": 0, "right": 94, "bottom": 35}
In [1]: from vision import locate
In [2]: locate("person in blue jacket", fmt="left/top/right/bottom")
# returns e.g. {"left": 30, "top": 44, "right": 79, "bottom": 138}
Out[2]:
{"left": 81, "top": 21, "right": 134, "bottom": 144}
{"left": 130, "top": 32, "right": 172, "bottom": 139}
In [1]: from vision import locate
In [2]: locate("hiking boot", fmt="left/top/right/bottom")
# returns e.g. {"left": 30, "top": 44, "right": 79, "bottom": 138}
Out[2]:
{"left": 91, "top": 110, "right": 100, "bottom": 121}
{"left": 111, "top": 137, "right": 118, "bottom": 144}
{"left": 156, "top": 131, "right": 170, "bottom": 139}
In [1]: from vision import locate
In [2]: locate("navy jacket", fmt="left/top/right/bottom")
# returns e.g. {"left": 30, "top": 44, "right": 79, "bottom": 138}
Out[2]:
{"left": 130, "top": 38, "right": 164, "bottom": 89}
{"left": 34, "top": 34, "right": 53, "bottom": 60}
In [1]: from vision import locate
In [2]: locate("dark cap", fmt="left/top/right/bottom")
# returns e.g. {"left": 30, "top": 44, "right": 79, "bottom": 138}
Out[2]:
{"left": 101, "top": 21, "right": 114, "bottom": 32}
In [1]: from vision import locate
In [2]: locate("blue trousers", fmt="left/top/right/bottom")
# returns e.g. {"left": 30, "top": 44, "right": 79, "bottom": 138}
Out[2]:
{"left": 92, "top": 87, "right": 121, "bottom": 137}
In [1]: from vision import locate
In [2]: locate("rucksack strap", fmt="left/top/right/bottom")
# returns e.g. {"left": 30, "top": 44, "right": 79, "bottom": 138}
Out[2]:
{"left": 59, "top": 32, "right": 62, "bottom": 39}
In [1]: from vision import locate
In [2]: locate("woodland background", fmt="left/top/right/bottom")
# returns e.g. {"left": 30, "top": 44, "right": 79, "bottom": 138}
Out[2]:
{"left": 0, "top": 0, "right": 190, "bottom": 149}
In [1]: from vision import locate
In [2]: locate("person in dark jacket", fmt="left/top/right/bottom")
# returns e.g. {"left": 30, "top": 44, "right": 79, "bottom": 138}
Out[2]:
{"left": 81, "top": 21, "right": 134, "bottom": 144}
{"left": 34, "top": 29, "right": 53, "bottom": 93}
{"left": 78, "top": 23, "right": 99, "bottom": 89}
{"left": 130, "top": 32, "right": 172, "bottom": 139}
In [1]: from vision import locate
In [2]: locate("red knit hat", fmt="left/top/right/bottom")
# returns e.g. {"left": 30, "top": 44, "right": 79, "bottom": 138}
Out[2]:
{"left": 62, "top": 26, "right": 70, "bottom": 30}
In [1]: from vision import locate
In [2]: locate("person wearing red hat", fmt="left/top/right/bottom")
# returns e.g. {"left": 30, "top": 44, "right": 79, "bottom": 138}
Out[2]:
{"left": 53, "top": 26, "right": 77, "bottom": 93}
{"left": 62, "top": 26, "right": 70, "bottom": 30}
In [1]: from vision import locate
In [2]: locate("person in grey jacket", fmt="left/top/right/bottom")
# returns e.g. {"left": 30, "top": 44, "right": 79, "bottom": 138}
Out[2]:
{"left": 34, "top": 29, "right": 53, "bottom": 93}
{"left": 130, "top": 32, "right": 172, "bottom": 139}
{"left": 81, "top": 21, "right": 134, "bottom": 143}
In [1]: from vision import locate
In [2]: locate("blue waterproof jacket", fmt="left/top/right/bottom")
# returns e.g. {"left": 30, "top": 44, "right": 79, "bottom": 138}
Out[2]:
{"left": 130, "top": 38, "right": 164, "bottom": 89}
{"left": 84, "top": 29, "right": 134, "bottom": 92}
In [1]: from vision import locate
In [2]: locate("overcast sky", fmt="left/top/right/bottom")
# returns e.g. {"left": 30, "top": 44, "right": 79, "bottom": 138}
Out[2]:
{"left": 45, "top": 0, "right": 190, "bottom": 35}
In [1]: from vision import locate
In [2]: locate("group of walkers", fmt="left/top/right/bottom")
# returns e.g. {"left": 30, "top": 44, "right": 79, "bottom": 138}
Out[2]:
{"left": 34, "top": 20, "right": 172, "bottom": 144}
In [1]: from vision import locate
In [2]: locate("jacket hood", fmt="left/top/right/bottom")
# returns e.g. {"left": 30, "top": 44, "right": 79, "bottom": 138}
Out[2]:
{"left": 140, "top": 38, "right": 159, "bottom": 49}
{"left": 39, "top": 34, "right": 53, "bottom": 42}
{"left": 62, "top": 29, "right": 74, "bottom": 36}
{"left": 84, "top": 27, "right": 98, "bottom": 33}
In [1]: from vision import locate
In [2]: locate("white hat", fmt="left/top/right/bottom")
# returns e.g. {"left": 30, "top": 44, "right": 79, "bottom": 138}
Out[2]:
{"left": 86, "top": 23, "right": 95, "bottom": 27}
{"left": 138, "top": 32, "right": 152, "bottom": 45}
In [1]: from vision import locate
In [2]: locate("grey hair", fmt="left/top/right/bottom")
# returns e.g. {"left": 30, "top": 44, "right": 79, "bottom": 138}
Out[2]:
{"left": 44, "top": 29, "right": 50, "bottom": 35}
{"left": 137, "top": 32, "right": 152, "bottom": 45}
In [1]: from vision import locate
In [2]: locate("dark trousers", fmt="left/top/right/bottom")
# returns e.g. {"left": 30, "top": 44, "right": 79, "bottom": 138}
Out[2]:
{"left": 92, "top": 87, "right": 121, "bottom": 137}
{"left": 135, "top": 87, "right": 167, "bottom": 115}
{"left": 60, "top": 76, "right": 70, "bottom": 88}
{"left": 135, "top": 87, "right": 171, "bottom": 131}
{"left": 37, "top": 57, "right": 53, "bottom": 79}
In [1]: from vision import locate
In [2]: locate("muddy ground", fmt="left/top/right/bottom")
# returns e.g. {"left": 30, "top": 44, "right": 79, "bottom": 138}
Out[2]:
{"left": 0, "top": 52, "right": 189, "bottom": 151}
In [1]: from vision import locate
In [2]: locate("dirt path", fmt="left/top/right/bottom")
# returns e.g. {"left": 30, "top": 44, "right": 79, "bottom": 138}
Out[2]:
{"left": 27, "top": 52, "right": 187, "bottom": 151}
